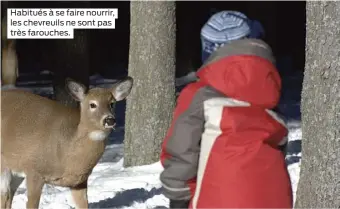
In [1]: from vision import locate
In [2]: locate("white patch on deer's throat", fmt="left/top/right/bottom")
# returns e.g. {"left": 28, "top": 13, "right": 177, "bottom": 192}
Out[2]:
{"left": 88, "top": 130, "right": 108, "bottom": 141}
{"left": 1, "top": 169, "right": 11, "bottom": 194}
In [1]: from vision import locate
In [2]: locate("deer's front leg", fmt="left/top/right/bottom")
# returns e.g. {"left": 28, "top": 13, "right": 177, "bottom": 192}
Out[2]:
{"left": 26, "top": 172, "right": 44, "bottom": 209}
{"left": 71, "top": 181, "right": 88, "bottom": 209}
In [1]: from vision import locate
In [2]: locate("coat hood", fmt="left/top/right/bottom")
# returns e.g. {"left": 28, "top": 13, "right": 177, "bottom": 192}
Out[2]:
{"left": 197, "top": 39, "right": 281, "bottom": 109}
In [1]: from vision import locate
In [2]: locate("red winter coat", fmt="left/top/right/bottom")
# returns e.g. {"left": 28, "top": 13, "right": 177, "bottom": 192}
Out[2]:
{"left": 160, "top": 39, "right": 293, "bottom": 208}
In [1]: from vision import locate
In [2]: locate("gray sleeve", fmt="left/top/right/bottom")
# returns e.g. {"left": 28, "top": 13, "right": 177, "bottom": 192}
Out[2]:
{"left": 160, "top": 86, "right": 223, "bottom": 200}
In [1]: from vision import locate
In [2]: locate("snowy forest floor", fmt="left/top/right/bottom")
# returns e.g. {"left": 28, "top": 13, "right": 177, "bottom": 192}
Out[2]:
{"left": 11, "top": 120, "right": 301, "bottom": 209}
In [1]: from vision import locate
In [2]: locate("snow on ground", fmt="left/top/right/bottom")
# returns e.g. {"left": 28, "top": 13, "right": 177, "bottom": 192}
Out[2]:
{"left": 286, "top": 120, "right": 302, "bottom": 205}
{"left": 10, "top": 121, "right": 301, "bottom": 209}
{"left": 12, "top": 144, "right": 168, "bottom": 209}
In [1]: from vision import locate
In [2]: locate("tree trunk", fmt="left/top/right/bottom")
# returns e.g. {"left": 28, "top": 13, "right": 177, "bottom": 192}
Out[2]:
{"left": 124, "top": 1, "right": 176, "bottom": 167}
{"left": 52, "top": 29, "right": 90, "bottom": 108}
{"left": 294, "top": 1, "right": 340, "bottom": 208}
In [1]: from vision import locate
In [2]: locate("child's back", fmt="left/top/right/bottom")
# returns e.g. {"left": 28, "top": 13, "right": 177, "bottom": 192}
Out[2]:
{"left": 160, "top": 39, "right": 293, "bottom": 208}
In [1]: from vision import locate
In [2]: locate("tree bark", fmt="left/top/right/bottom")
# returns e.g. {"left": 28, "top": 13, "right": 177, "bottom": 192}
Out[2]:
{"left": 295, "top": 1, "right": 340, "bottom": 208}
{"left": 124, "top": 1, "right": 176, "bottom": 167}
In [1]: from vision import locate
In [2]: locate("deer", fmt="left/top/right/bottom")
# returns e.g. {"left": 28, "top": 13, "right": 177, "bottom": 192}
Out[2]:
{"left": 1, "top": 76, "right": 133, "bottom": 209}
{"left": 1, "top": 17, "right": 19, "bottom": 87}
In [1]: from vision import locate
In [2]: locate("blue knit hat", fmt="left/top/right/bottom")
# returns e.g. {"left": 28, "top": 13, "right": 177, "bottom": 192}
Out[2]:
{"left": 201, "top": 11, "right": 265, "bottom": 63}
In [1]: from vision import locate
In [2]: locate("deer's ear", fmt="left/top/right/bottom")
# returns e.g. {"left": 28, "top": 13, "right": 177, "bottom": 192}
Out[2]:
{"left": 66, "top": 78, "right": 87, "bottom": 101}
{"left": 112, "top": 76, "right": 133, "bottom": 101}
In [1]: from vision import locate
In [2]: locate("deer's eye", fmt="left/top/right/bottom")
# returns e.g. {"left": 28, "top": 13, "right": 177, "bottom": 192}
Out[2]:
{"left": 90, "top": 103, "right": 97, "bottom": 109}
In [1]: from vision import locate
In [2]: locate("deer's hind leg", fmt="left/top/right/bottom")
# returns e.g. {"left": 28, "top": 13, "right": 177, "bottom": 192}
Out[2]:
{"left": 1, "top": 168, "right": 24, "bottom": 209}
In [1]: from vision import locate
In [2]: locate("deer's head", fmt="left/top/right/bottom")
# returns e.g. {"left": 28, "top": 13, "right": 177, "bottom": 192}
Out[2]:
{"left": 66, "top": 77, "right": 133, "bottom": 131}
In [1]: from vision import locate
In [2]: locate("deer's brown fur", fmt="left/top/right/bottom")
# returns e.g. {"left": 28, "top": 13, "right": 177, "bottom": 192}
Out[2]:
{"left": 1, "top": 77, "right": 133, "bottom": 208}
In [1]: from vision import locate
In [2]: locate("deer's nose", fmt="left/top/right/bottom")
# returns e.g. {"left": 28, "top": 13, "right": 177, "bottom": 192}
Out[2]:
{"left": 104, "top": 116, "right": 116, "bottom": 127}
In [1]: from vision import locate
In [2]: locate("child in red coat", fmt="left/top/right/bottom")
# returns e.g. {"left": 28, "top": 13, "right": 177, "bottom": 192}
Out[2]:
{"left": 160, "top": 11, "right": 293, "bottom": 209}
